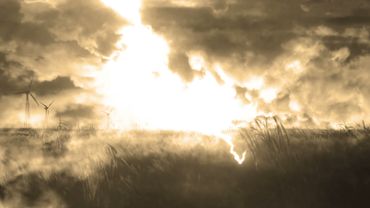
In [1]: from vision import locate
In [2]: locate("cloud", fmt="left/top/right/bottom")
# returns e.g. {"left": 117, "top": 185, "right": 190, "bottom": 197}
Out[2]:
{"left": 142, "top": 0, "right": 370, "bottom": 127}
{"left": 33, "top": 76, "right": 81, "bottom": 96}
{"left": 0, "top": 52, "right": 40, "bottom": 97}
{"left": 56, "top": 104, "right": 95, "bottom": 118}
{"left": 0, "top": 0, "right": 126, "bottom": 80}
{"left": 168, "top": 51, "right": 195, "bottom": 81}
{"left": 0, "top": 68, "right": 79, "bottom": 97}
{"left": 1, "top": 0, "right": 369, "bottom": 128}
{"left": 25, "top": 0, "right": 125, "bottom": 56}
{"left": 141, "top": 1, "right": 322, "bottom": 83}
{"left": 0, "top": 0, "right": 125, "bottom": 126}
{"left": 269, "top": 38, "right": 370, "bottom": 126}
{"left": 142, "top": 0, "right": 370, "bottom": 68}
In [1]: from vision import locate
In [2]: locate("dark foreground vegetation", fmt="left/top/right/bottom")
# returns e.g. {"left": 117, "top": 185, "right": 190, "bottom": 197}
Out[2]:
{"left": 1, "top": 121, "right": 370, "bottom": 208}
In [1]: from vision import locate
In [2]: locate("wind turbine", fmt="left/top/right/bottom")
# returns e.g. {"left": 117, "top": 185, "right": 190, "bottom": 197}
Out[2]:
{"left": 17, "top": 80, "right": 39, "bottom": 128}
{"left": 40, "top": 100, "right": 54, "bottom": 129}
{"left": 57, "top": 115, "right": 66, "bottom": 130}
{"left": 103, "top": 108, "right": 113, "bottom": 130}
{"left": 57, "top": 116, "right": 62, "bottom": 130}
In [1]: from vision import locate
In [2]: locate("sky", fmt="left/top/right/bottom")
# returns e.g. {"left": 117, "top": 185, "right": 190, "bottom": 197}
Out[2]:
{"left": 0, "top": 0, "right": 369, "bottom": 131}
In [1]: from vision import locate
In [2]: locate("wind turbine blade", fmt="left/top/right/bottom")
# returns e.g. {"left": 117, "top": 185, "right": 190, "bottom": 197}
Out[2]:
{"left": 14, "top": 91, "right": 26, "bottom": 95}
{"left": 30, "top": 93, "right": 39, "bottom": 106}
{"left": 39, "top": 100, "right": 46, "bottom": 107}
{"left": 48, "top": 101, "right": 54, "bottom": 108}
{"left": 41, "top": 102, "right": 48, "bottom": 109}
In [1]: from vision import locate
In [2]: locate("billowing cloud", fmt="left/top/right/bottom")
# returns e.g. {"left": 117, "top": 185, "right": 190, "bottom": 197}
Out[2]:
{"left": 0, "top": 0, "right": 125, "bottom": 126}
{"left": 3, "top": 0, "right": 125, "bottom": 79}
{"left": 142, "top": 0, "right": 370, "bottom": 127}
{"left": 33, "top": 76, "right": 81, "bottom": 96}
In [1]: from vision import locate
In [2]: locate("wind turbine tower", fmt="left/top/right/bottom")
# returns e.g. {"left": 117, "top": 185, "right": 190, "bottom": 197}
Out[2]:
{"left": 17, "top": 80, "right": 39, "bottom": 128}
{"left": 40, "top": 101, "right": 54, "bottom": 129}
{"left": 104, "top": 108, "right": 113, "bottom": 130}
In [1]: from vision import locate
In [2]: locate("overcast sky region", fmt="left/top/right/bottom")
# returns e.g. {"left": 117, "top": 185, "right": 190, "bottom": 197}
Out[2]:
{"left": 0, "top": 0, "right": 369, "bottom": 130}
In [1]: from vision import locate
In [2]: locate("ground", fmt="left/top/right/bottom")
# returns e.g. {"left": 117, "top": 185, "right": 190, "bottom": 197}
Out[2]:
{"left": 0, "top": 125, "right": 370, "bottom": 208}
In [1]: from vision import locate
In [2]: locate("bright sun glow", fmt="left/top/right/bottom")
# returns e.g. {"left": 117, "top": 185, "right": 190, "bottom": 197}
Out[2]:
{"left": 96, "top": 0, "right": 259, "bottom": 164}
{"left": 100, "top": 0, "right": 142, "bottom": 24}
{"left": 244, "top": 76, "right": 264, "bottom": 90}
{"left": 189, "top": 55, "right": 205, "bottom": 71}
{"left": 289, "top": 100, "right": 301, "bottom": 112}
{"left": 260, "top": 88, "right": 278, "bottom": 103}
{"left": 97, "top": 0, "right": 258, "bottom": 135}
{"left": 18, "top": 113, "right": 43, "bottom": 127}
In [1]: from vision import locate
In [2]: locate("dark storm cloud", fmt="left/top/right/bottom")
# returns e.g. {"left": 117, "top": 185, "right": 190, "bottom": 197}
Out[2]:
{"left": 0, "top": 0, "right": 54, "bottom": 45}
{"left": 27, "top": 0, "right": 126, "bottom": 56}
{"left": 0, "top": 52, "right": 79, "bottom": 97}
{"left": 142, "top": 5, "right": 294, "bottom": 77}
{"left": 142, "top": 0, "right": 370, "bottom": 126}
{"left": 0, "top": 68, "right": 79, "bottom": 98}
{"left": 142, "top": 0, "right": 370, "bottom": 80}
{"left": 33, "top": 76, "right": 80, "bottom": 96}
{"left": 0, "top": 0, "right": 125, "bottom": 55}
{"left": 168, "top": 52, "right": 195, "bottom": 81}
{"left": 0, "top": 0, "right": 125, "bottom": 82}
{"left": 0, "top": 0, "right": 125, "bottom": 126}
{"left": 0, "top": 56, "right": 35, "bottom": 96}
{"left": 0, "top": 0, "right": 43, "bottom": 43}
{"left": 0, "top": 50, "right": 80, "bottom": 96}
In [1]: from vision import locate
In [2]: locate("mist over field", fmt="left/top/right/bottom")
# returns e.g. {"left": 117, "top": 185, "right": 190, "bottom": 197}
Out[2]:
{"left": 1, "top": 125, "right": 370, "bottom": 207}
{"left": 1, "top": 0, "right": 370, "bottom": 207}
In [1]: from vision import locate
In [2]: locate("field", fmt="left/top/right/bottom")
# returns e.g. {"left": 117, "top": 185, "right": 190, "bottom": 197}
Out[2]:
{"left": 1, "top": 122, "right": 370, "bottom": 208}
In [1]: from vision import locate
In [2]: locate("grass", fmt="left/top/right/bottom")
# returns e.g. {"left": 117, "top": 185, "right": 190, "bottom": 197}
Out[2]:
{"left": 1, "top": 120, "right": 370, "bottom": 208}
